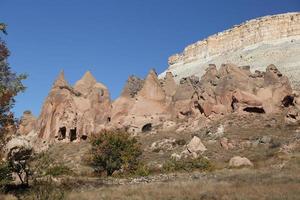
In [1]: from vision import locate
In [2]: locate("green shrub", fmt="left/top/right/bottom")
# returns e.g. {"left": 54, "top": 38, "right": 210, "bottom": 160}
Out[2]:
{"left": 162, "top": 157, "right": 214, "bottom": 173}
{"left": 90, "top": 130, "right": 142, "bottom": 176}
{"left": 46, "top": 165, "right": 73, "bottom": 177}
{"left": 0, "top": 162, "right": 13, "bottom": 192}
{"left": 134, "top": 164, "right": 150, "bottom": 177}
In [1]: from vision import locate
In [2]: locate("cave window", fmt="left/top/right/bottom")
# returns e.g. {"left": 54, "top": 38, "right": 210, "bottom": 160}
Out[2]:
{"left": 58, "top": 127, "right": 66, "bottom": 140}
{"left": 243, "top": 107, "right": 265, "bottom": 114}
{"left": 107, "top": 117, "right": 111, "bottom": 122}
{"left": 282, "top": 95, "right": 294, "bottom": 107}
{"left": 70, "top": 128, "right": 77, "bottom": 142}
{"left": 81, "top": 135, "right": 88, "bottom": 141}
{"left": 231, "top": 97, "right": 238, "bottom": 111}
{"left": 142, "top": 123, "right": 152, "bottom": 132}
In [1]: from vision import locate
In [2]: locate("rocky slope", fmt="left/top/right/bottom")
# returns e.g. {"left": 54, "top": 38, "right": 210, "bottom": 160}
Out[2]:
{"left": 16, "top": 63, "right": 299, "bottom": 148}
{"left": 13, "top": 12, "right": 300, "bottom": 149}
{"left": 159, "top": 12, "right": 300, "bottom": 88}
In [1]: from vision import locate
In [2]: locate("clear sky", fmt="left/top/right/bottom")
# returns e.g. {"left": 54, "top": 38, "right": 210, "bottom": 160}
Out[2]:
{"left": 1, "top": 0, "right": 300, "bottom": 117}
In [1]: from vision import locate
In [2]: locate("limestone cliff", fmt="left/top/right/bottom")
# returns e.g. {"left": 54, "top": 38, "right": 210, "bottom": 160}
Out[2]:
{"left": 159, "top": 12, "right": 300, "bottom": 88}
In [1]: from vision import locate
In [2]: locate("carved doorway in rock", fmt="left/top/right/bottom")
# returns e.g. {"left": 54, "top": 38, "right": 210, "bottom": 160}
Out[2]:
{"left": 70, "top": 128, "right": 77, "bottom": 142}
{"left": 58, "top": 127, "right": 66, "bottom": 140}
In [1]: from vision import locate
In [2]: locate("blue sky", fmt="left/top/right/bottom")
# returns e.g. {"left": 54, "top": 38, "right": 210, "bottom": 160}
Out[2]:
{"left": 1, "top": 0, "right": 300, "bottom": 117}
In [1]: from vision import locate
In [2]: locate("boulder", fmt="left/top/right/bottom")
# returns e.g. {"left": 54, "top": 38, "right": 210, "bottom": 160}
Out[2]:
{"left": 229, "top": 156, "right": 253, "bottom": 168}
{"left": 187, "top": 136, "right": 207, "bottom": 153}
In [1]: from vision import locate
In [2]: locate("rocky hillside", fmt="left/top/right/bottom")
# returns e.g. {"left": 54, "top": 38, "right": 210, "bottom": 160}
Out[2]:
{"left": 2, "top": 12, "right": 300, "bottom": 200}
{"left": 159, "top": 12, "right": 300, "bottom": 89}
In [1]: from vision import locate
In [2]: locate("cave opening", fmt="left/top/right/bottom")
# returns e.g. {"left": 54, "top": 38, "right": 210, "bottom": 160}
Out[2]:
{"left": 58, "top": 127, "right": 66, "bottom": 140}
{"left": 81, "top": 135, "right": 88, "bottom": 140}
{"left": 243, "top": 107, "right": 265, "bottom": 114}
{"left": 142, "top": 123, "right": 152, "bottom": 132}
{"left": 282, "top": 95, "right": 294, "bottom": 107}
{"left": 70, "top": 128, "right": 77, "bottom": 142}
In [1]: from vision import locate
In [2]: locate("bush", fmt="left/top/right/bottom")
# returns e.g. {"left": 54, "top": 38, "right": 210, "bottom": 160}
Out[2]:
{"left": 162, "top": 157, "right": 214, "bottom": 173}
{"left": 90, "top": 130, "right": 142, "bottom": 176}
{"left": 134, "top": 164, "right": 150, "bottom": 177}
{"left": 0, "top": 161, "right": 13, "bottom": 192}
{"left": 7, "top": 146, "right": 32, "bottom": 186}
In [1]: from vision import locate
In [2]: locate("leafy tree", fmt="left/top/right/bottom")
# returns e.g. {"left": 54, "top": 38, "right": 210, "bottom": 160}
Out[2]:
{"left": 0, "top": 161, "right": 13, "bottom": 192}
{"left": 0, "top": 23, "right": 26, "bottom": 151}
{"left": 7, "top": 146, "right": 32, "bottom": 186}
{"left": 90, "top": 130, "right": 142, "bottom": 176}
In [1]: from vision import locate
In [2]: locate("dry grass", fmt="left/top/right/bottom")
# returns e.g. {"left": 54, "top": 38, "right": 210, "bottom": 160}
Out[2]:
{"left": 66, "top": 168, "right": 300, "bottom": 200}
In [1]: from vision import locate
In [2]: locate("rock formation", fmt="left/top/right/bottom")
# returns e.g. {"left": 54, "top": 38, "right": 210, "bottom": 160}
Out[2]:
{"left": 16, "top": 13, "right": 300, "bottom": 148}
{"left": 111, "top": 69, "right": 172, "bottom": 133}
{"left": 20, "top": 62, "right": 299, "bottom": 147}
{"left": 36, "top": 71, "right": 111, "bottom": 142}
{"left": 159, "top": 12, "right": 300, "bottom": 89}
{"left": 17, "top": 111, "right": 36, "bottom": 135}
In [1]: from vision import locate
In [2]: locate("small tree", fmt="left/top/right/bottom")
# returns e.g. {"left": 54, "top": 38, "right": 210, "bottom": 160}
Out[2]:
{"left": 0, "top": 161, "right": 13, "bottom": 192}
{"left": 0, "top": 23, "right": 26, "bottom": 152}
{"left": 7, "top": 146, "right": 32, "bottom": 185}
{"left": 90, "top": 130, "right": 142, "bottom": 176}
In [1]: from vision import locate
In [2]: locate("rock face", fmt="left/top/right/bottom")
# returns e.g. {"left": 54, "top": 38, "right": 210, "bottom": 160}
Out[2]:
{"left": 171, "top": 64, "right": 293, "bottom": 121}
{"left": 17, "top": 13, "right": 300, "bottom": 147}
{"left": 17, "top": 111, "right": 36, "bottom": 135}
{"left": 159, "top": 12, "right": 300, "bottom": 89}
{"left": 22, "top": 63, "right": 297, "bottom": 146}
{"left": 36, "top": 71, "right": 111, "bottom": 142}
{"left": 111, "top": 70, "right": 171, "bottom": 133}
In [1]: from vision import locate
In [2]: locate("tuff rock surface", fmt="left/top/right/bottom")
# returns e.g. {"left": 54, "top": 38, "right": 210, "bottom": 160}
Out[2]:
{"left": 17, "top": 63, "right": 299, "bottom": 149}
{"left": 160, "top": 12, "right": 300, "bottom": 89}
{"left": 17, "top": 111, "right": 36, "bottom": 136}
{"left": 35, "top": 71, "right": 111, "bottom": 143}
{"left": 15, "top": 13, "right": 300, "bottom": 151}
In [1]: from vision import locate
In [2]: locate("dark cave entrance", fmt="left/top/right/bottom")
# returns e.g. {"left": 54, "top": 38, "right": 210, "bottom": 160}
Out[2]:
{"left": 81, "top": 135, "right": 88, "bottom": 141}
{"left": 58, "top": 127, "right": 66, "bottom": 140}
{"left": 282, "top": 95, "right": 294, "bottom": 107}
{"left": 70, "top": 128, "right": 77, "bottom": 142}
{"left": 142, "top": 123, "right": 152, "bottom": 132}
{"left": 243, "top": 107, "right": 265, "bottom": 114}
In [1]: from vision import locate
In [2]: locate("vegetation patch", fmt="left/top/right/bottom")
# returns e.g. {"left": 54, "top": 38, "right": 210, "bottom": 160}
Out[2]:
{"left": 46, "top": 165, "right": 73, "bottom": 177}
{"left": 89, "top": 130, "right": 142, "bottom": 176}
{"left": 163, "top": 157, "right": 214, "bottom": 173}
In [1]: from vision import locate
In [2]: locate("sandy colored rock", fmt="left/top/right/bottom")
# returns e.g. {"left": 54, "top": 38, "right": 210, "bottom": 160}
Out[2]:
{"left": 160, "top": 12, "right": 300, "bottom": 89}
{"left": 17, "top": 111, "right": 36, "bottom": 135}
{"left": 111, "top": 69, "right": 171, "bottom": 133}
{"left": 36, "top": 71, "right": 111, "bottom": 142}
{"left": 229, "top": 156, "right": 253, "bottom": 168}
{"left": 187, "top": 136, "right": 207, "bottom": 153}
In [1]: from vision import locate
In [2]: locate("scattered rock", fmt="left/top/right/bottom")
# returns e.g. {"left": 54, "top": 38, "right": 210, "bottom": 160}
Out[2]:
{"left": 229, "top": 156, "right": 253, "bottom": 168}
{"left": 220, "top": 137, "right": 234, "bottom": 150}
{"left": 149, "top": 138, "right": 177, "bottom": 152}
{"left": 260, "top": 136, "right": 272, "bottom": 144}
{"left": 187, "top": 136, "right": 207, "bottom": 153}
